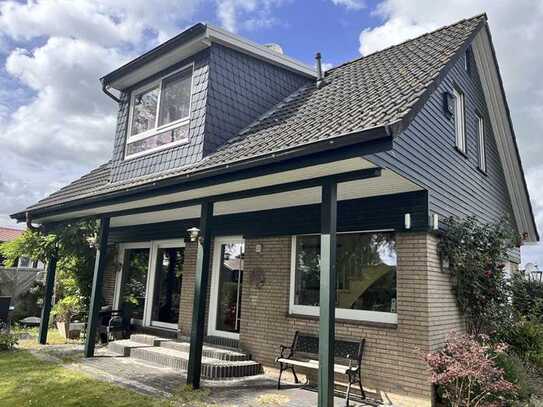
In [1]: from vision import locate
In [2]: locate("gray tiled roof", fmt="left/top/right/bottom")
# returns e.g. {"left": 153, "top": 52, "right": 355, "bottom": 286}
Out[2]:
{"left": 23, "top": 14, "right": 485, "bottom": 214}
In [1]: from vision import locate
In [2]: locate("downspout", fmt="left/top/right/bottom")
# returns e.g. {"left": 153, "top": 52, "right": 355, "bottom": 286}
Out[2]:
{"left": 26, "top": 211, "right": 41, "bottom": 232}
{"left": 101, "top": 81, "right": 121, "bottom": 104}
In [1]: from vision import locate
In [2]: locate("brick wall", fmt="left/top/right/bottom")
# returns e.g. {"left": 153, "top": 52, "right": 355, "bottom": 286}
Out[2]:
{"left": 177, "top": 233, "right": 464, "bottom": 406}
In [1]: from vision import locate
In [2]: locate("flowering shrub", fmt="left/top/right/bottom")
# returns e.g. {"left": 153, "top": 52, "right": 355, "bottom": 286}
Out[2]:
{"left": 424, "top": 333, "right": 517, "bottom": 406}
{"left": 439, "top": 217, "right": 516, "bottom": 335}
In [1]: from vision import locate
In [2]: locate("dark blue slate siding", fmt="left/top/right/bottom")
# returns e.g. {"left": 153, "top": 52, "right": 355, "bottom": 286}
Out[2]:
{"left": 203, "top": 44, "right": 311, "bottom": 154}
{"left": 107, "top": 45, "right": 309, "bottom": 183}
{"left": 368, "top": 50, "right": 516, "bottom": 230}
{"left": 110, "top": 49, "right": 211, "bottom": 183}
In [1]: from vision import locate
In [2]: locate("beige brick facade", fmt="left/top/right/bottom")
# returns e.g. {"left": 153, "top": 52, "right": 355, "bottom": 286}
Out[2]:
{"left": 174, "top": 232, "right": 465, "bottom": 406}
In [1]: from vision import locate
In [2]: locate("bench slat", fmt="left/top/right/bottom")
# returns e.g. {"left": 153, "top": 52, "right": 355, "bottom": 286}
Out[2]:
{"left": 277, "top": 358, "right": 356, "bottom": 374}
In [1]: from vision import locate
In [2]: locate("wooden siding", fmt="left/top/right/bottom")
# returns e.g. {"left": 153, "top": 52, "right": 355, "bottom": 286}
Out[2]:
{"left": 108, "top": 191, "right": 427, "bottom": 244}
{"left": 368, "top": 51, "right": 515, "bottom": 232}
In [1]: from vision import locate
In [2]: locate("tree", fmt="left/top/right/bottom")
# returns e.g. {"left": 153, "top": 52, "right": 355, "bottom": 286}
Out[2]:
{"left": 0, "top": 220, "right": 99, "bottom": 311}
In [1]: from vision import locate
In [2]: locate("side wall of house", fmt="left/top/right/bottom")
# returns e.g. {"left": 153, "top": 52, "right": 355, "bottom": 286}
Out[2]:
{"left": 177, "top": 232, "right": 464, "bottom": 407}
{"left": 368, "top": 51, "right": 517, "bottom": 240}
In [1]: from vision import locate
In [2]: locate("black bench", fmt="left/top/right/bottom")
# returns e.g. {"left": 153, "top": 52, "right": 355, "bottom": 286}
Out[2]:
{"left": 275, "top": 331, "right": 366, "bottom": 406}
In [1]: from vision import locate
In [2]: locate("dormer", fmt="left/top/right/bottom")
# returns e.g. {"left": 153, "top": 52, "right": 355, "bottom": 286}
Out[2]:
{"left": 102, "top": 23, "right": 315, "bottom": 183}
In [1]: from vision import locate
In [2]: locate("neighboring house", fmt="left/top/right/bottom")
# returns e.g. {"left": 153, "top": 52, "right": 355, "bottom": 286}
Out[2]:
{"left": 11, "top": 14, "right": 538, "bottom": 406}
{"left": 0, "top": 227, "right": 44, "bottom": 270}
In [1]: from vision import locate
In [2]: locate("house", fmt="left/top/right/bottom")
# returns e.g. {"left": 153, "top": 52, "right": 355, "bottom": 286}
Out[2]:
{"left": 0, "top": 227, "right": 44, "bottom": 270}
{"left": 11, "top": 14, "right": 538, "bottom": 407}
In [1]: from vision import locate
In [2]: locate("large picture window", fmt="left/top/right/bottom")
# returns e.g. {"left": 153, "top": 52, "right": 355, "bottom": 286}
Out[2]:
{"left": 290, "top": 231, "right": 397, "bottom": 324}
{"left": 126, "top": 65, "right": 193, "bottom": 159}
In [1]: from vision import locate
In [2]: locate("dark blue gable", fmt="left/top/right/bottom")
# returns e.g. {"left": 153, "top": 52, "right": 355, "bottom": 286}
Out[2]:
{"left": 368, "top": 48, "right": 516, "bottom": 229}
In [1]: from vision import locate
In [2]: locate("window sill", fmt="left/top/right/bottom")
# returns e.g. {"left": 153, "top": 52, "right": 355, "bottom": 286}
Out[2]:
{"left": 124, "top": 137, "right": 190, "bottom": 161}
{"left": 286, "top": 312, "right": 398, "bottom": 329}
{"left": 477, "top": 167, "right": 488, "bottom": 177}
{"left": 454, "top": 146, "right": 469, "bottom": 159}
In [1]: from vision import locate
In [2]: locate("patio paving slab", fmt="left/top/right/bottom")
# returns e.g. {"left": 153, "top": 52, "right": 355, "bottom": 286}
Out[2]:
{"left": 59, "top": 345, "right": 383, "bottom": 406}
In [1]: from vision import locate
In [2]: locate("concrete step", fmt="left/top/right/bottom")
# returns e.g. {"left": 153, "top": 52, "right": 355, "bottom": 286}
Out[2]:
{"left": 108, "top": 339, "right": 153, "bottom": 357}
{"left": 129, "top": 334, "right": 173, "bottom": 346}
{"left": 130, "top": 346, "right": 263, "bottom": 379}
{"left": 159, "top": 340, "right": 250, "bottom": 362}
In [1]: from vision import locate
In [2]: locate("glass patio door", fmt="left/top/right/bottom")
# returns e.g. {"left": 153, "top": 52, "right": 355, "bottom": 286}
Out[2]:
{"left": 117, "top": 245, "right": 152, "bottom": 325}
{"left": 208, "top": 237, "right": 245, "bottom": 339}
{"left": 149, "top": 244, "right": 185, "bottom": 329}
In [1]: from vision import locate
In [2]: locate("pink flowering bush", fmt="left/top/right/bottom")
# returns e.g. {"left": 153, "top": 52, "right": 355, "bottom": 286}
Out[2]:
{"left": 424, "top": 333, "right": 517, "bottom": 406}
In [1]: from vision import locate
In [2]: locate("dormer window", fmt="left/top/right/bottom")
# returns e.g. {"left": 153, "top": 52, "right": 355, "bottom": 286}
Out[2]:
{"left": 126, "top": 65, "right": 193, "bottom": 159}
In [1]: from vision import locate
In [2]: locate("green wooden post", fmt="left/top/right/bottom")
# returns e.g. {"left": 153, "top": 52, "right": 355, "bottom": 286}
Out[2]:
{"left": 318, "top": 180, "right": 337, "bottom": 407}
{"left": 84, "top": 217, "right": 110, "bottom": 358}
{"left": 187, "top": 202, "right": 213, "bottom": 388}
{"left": 38, "top": 248, "right": 58, "bottom": 345}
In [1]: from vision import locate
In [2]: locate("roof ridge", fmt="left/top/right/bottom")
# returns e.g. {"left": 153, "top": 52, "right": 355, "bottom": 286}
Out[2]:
{"left": 327, "top": 13, "right": 487, "bottom": 74}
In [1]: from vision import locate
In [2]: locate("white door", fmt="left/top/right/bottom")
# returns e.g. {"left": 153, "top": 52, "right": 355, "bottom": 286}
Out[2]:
{"left": 146, "top": 240, "right": 185, "bottom": 330}
{"left": 114, "top": 240, "right": 185, "bottom": 330}
{"left": 208, "top": 236, "right": 245, "bottom": 339}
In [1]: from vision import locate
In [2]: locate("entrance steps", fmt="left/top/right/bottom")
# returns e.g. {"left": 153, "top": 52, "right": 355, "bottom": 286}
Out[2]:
{"left": 108, "top": 334, "right": 263, "bottom": 379}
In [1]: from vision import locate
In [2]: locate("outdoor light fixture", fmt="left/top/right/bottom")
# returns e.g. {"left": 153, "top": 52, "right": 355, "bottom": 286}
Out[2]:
{"left": 432, "top": 214, "right": 439, "bottom": 230}
{"left": 187, "top": 227, "right": 200, "bottom": 242}
{"left": 404, "top": 213, "right": 411, "bottom": 230}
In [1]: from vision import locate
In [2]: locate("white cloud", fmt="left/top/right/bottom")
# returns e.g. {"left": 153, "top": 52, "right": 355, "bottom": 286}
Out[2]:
{"left": 0, "top": 0, "right": 203, "bottom": 227}
{"left": 331, "top": 0, "right": 365, "bottom": 10}
{"left": 360, "top": 0, "right": 543, "bottom": 266}
{"left": 0, "top": 0, "right": 201, "bottom": 48}
{"left": 215, "top": 0, "right": 285, "bottom": 32}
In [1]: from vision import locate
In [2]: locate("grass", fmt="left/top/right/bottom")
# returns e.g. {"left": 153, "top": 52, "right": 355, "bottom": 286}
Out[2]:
{"left": 0, "top": 350, "right": 165, "bottom": 407}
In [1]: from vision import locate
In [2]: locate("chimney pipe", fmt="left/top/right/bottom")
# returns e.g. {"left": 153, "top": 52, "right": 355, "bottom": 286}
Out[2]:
{"left": 315, "top": 52, "right": 324, "bottom": 88}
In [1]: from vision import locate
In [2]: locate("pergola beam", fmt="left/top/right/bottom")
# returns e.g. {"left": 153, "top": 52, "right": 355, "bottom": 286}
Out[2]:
{"left": 318, "top": 180, "right": 337, "bottom": 407}
{"left": 84, "top": 217, "right": 110, "bottom": 358}
{"left": 187, "top": 202, "right": 214, "bottom": 388}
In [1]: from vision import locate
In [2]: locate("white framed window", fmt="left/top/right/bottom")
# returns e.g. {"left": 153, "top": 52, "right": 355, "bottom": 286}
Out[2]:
{"left": 17, "top": 256, "right": 31, "bottom": 268}
{"left": 453, "top": 87, "right": 466, "bottom": 154}
{"left": 125, "top": 64, "right": 194, "bottom": 159}
{"left": 477, "top": 114, "right": 486, "bottom": 172}
{"left": 289, "top": 231, "right": 398, "bottom": 324}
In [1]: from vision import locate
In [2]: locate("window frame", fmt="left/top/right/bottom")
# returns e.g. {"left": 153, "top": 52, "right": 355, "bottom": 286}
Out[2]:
{"left": 289, "top": 230, "right": 398, "bottom": 324}
{"left": 125, "top": 63, "right": 195, "bottom": 160}
{"left": 453, "top": 86, "right": 467, "bottom": 155}
{"left": 477, "top": 113, "right": 487, "bottom": 173}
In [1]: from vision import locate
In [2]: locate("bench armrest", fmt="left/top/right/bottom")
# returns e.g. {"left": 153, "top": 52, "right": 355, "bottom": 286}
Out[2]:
{"left": 279, "top": 344, "right": 294, "bottom": 359}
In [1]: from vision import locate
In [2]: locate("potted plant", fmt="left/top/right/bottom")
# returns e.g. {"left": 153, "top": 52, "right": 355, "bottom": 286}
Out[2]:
{"left": 52, "top": 295, "right": 82, "bottom": 339}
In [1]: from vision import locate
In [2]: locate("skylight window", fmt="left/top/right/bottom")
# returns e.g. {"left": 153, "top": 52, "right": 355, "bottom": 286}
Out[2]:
{"left": 126, "top": 65, "right": 193, "bottom": 159}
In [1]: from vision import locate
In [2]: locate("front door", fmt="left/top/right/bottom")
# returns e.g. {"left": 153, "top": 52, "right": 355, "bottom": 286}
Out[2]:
{"left": 208, "top": 237, "right": 245, "bottom": 339}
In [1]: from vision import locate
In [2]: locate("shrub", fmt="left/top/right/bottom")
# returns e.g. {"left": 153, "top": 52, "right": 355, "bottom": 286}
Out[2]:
{"left": 439, "top": 217, "right": 516, "bottom": 336}
{"left": 52, "top": 295, "right": 82, "bottom": 323}
{"left": 424, "top": 333, "right": 516, "bottom": 407}
{"left": 505, "top": 319, "right": 543, "bottom": 369}
{"left": 511, "top": 273, "right": 543, "bottom": 322}
{"left": 0, "top": 322, "right": 18, "bottom": 351}
{"left": 495, "top": 352, "right": 533, "bottom": 402}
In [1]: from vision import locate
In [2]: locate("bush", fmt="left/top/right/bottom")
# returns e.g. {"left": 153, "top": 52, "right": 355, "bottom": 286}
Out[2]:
{"left": 505, "top": 319, "right": 543, "bottom": 369}
{"left": 439, "top": 217, "right": 516, "bottom": 336}
{"left": 495, "top": 352, "right": 533, "bottom": 402}
{"left": 424, "top": 333, "right": 516, "bottom": 407}
{"left": 511, "top": 273, "right": 543, "bottom": 322}
{"left": 0, "top": 323, "right": 18, "bottom": 351}
{"left": 52, "top": 295, "right": 82, "bottom": 323}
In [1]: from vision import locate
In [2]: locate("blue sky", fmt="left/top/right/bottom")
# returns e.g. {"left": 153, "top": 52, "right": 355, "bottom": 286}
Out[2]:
{"left": 1, "top": 0, "right": 542, "bottom": 268}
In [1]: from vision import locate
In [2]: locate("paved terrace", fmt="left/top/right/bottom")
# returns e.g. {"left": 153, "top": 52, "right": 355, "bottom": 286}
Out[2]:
{"left": 30, "top": 343, "right": 386, "bottom": 407}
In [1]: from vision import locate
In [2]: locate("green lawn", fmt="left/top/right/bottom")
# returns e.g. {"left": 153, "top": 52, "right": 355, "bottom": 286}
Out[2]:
{"left": 0, "top": 350, "right": 165, "bottom": 407}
